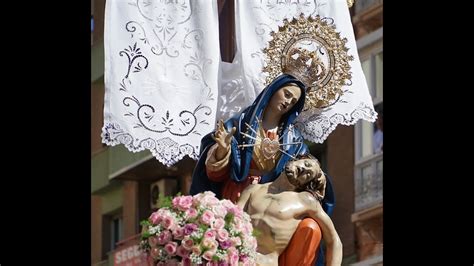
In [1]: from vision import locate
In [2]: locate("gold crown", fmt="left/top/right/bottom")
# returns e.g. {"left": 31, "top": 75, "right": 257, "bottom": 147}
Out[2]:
{"left": 282, "top": 47, "right": 327, "bottom": 90}
{"left": 262, "top": 14, "right": 354, "bottom": 109}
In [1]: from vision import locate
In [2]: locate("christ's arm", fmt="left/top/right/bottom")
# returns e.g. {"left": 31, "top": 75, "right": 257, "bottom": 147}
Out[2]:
{"left": 299, "top": 192, "right": 343, "bottom": 266}
{"left": 237, "top": 183, "right": 259, "bottom": 211}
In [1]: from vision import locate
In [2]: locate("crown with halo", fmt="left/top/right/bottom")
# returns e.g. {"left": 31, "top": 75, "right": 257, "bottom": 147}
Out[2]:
{"left": 262, "top": 14, "right": 354, "bottom": 109}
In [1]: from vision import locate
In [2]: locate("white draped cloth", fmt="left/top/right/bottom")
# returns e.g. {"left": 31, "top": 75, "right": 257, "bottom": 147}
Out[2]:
{"left": 234, "top": 0, "right": 377, "bottom": 143}
{"left": 102, "top": 0, "right": 220, "bottom": 166}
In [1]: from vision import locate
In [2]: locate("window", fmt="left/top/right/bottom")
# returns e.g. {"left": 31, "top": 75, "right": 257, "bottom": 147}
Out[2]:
{"left": 110, "top": 216, "right": 123, "bottom": 251}
{"left": 357, "top": 48, "right": 383, "bottom": 161}
{"left": 361, "top": 50, "right": 383, "bottom": 103}
{"left": 102, "top": 211, "right": 123, "bottom": 258}
{"left": 354, "top": 31, "right": 382, "bottom": 211}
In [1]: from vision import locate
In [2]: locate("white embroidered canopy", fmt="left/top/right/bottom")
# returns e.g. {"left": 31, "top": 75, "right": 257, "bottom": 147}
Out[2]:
{"left": 234, "top": 0, "right": 377, "bottom": 143}
{"left": 102, "top": 0, "right": 220, "bottom": 166}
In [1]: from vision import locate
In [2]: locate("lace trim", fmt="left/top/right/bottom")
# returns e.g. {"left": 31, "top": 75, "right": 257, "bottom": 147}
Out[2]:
{"left": 101, "top": 123, "right": 198, "bottom": 167}
{"left": 295, "top": 103, "right": 377, "bottom": 143}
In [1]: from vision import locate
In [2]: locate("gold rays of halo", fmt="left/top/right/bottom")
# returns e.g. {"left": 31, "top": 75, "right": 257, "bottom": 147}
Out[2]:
{"left": 262, "top": 14, "right": 354, "bottom": 110}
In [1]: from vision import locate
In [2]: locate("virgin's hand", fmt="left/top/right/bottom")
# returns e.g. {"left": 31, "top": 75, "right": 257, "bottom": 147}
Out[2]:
{"left": 212, "top": 120, "right": 236, "bottom": 160}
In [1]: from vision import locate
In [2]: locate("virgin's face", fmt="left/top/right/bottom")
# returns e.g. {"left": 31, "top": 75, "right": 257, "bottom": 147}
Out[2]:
{"left": 267, "top": 84, "right": 302, "bottom": 116}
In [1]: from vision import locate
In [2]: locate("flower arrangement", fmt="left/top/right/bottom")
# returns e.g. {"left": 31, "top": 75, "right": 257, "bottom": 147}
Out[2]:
{"left": 140, "top": 191, "right": 258, "bottom": 266}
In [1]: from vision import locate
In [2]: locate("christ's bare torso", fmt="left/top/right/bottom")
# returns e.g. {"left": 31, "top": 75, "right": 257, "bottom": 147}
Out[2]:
{"left": 246, "top": 183, "right": 312, "bottom": 255}
{"left": 238, "top": 158, "right": 342, "bottom": 266}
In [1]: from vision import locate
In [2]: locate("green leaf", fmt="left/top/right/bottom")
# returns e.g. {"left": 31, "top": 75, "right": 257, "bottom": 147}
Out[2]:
{"left": 141, "top": 231, "right": 151, "bottom": 239}
{"left": 224, "top": 213, "right": 235, "bottom": 225}
{"left": 158, "top": 194, "right": 173, "bottom": 208}
{"left": 199, "top": 224, "right": 209, "bottom": 232}
{"left": 140, "top": 220, "right": 151, "bottom": 227}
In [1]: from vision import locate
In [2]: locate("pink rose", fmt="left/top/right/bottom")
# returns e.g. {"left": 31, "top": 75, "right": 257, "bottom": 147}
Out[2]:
{"left": 200, "top": 210, "right": 215, "bottom": 225}
{"left": 212, "top": 205, "right": 227, "bottom": 218}
{"left": 216, "top": 229, "right": 229, "bottom": 242}
{"left": 221, "top": 199, "right": 235, "bottom": 211}
{"left": 157, "top": 230, "right": 172, "bottom": 245}
{"left": 162, "top": 215, "right": 174, "bottom": 230}
{"left": 182, "top": 237, "right": 194, "bottom": 250}
{"left": 202, "top": 238, "right": 218, "bottom": 252}
{"left": 149, "top": 212, "right": 161, "bottom": 224}
{"left": 176, "top": 245, "right": 191, "bottom": 257}
{"left": 203, "top": 191, "right": 216, "bottom": 198}
{"left": 233, "top": 217, "right": 243, "bottom": 231}
{"left": 192, "top": 194, "right": 202, "bottom": 206}
{"left": 200, "top": 193, "right": 219, "bottom": 207}
{"left": 207, "top": 196, "right": 219, "bottom": 206}
{"left": 204, "top": 230, "right": 216, "bottom": 239}
{"left": 228, "top": 253, "right": 239, "bottom": 265}
{"left": 202, "top": 250, "right": 215, "bottom": 261}
{"left": 164, "top": 241, "right": 178, "bottom": 255}
{"left": 212, "top": 218, "right": 225, "bottom": 230}
{"left": 227, "top": 246, "right": 237, "bottom": 254}
{"left": 178, "top": 196, "right": 193, "bottom": 210}
{"left": 191, "top": 245, "right": 202, "bottom": 255}
{"left": 172, "top": 227, "right": 184, "bottom": 240}
{"left": 172, "top": 197, "right": 181, "bottom": 209}
{"left": 148, "top": 236, "right": 158, "bottom": 247}
{"left": 185, "top": 208, "right": 198, "bottom": 219}
{"left": 230, "top": 237, "right": 241, "bottom": 246}
{"left": 229, "top": 207, "right": 243, "bottom": 218}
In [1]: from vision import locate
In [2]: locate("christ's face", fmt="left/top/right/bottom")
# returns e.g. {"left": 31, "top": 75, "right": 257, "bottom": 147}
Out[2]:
{"left": 284, "top": 158, "right": 321, "bottom": 188}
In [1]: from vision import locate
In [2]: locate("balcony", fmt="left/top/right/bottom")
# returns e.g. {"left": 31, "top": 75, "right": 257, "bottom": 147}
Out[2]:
{"left": 355, "top": 152, "right": 383, "bottom": 211}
